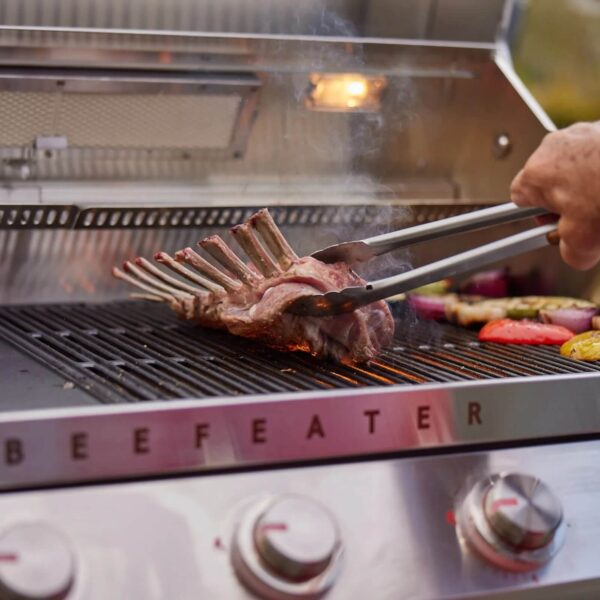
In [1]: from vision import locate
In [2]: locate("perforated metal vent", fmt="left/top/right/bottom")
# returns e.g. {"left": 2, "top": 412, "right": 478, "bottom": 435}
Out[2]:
{"left": 0, "top": 92, "right": 242, "bottom": 150}
{"left": 0, "top": 205, "right": 76, "bottom": 228}
{"left": 0, "top": 71, "right": 261, "bottom": 163}
{"left": 0, "top": 204, "right": 485, "bottom": 231}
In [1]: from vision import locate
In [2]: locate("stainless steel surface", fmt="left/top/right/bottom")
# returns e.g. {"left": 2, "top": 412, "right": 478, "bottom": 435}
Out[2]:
{"left": 287, "top": 223, "right": 558, "bottom": 316}
{"left": 232, "top": 496, "right": 343, "bottom": 599}
{"left": 0, "top": 356, "right": 598, "bottom": 489}
{"left": 0, "top": 523, "right": 75, "bottom": 600}
{"left": 0, "top": 204, "right": 489, "bottom": 304}
{"left": 311, "top": 202, "right": 547, "bottom": 265}
{"left": 0, "top": 36, "right": 547, "bottom": 188}
{"left": 0, "top": 202, "right": 405, "bottom": 231}
{"left": 0, "top": 0, "right": 508, "bottom": 41}
{"left": 485, "top": 474, "right": 563, "bottom": 551}
{"left": 1, "top": 302, "right": 599, "bottom": 490}
{"left": 0, "top": 203, "right": 592, "bottom": 306}
{"left": 0, "top": 338, "right": 97, "bottom": 411}
{"left": 0, "top": 440, "right": 597, "bottom": 599}
{"left": 457, "top": 473, "right": 567, "bottom": 573}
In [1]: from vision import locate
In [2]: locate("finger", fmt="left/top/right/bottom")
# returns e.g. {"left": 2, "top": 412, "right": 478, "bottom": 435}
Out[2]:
{"left": 510, "top": 169, "right": 529, "bottom": 202}
{"left": 559, "top": 239, "right": 600, "bottom": 271}
{"left": 510, "top": 177, "right": 546, "bottom": 208}
{"left": 558, "top": 217, "right": 600, "bottom": 256}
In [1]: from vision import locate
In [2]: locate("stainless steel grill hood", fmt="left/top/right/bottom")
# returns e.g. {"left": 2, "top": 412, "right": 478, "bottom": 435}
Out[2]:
{"left": 1, "top": 0, "right": 583, "bottom": 306}
{"left": 0, "top": 0, "right": 545, "bottom": 190}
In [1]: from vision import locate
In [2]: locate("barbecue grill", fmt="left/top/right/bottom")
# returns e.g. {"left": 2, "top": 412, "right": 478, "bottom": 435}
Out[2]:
{"left": 0, "top": 1, "right": 599, "bottom": 599}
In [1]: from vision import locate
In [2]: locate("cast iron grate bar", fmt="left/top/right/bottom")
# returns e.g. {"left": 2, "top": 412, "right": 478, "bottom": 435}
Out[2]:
{"left": 1, "top": 301, "right": 599, "bottom": 405}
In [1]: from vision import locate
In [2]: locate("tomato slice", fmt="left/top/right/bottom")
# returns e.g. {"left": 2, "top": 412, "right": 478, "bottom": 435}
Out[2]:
{"left": 479, "top": 318, "right": 575, "bottom": 345}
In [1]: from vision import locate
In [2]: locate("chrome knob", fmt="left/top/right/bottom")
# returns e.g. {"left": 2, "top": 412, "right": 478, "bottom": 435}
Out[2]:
{"left": 484, "top": 473, "right": 563, "bottom": 551}
{"left": 232, "top": 495, "right": 343, "bottom": 599}
{"left": 254, "top": 496, "right": 340, "bottom": 582}
{"left": 457, "top": 472, "right": 566, "bottom": 572}
{"left": 0, "top": 523, "right": 75, "bottom": 600}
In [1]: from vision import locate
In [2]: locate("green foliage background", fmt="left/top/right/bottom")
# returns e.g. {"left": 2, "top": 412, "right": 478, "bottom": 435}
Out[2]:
{"left": 513, "top": 0, "right": 600, "bottom": 127}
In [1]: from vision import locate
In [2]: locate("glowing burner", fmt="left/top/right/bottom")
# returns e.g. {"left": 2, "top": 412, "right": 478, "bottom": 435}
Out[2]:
{"left": 305, "top": 73, "right": 387, "bottom": 112}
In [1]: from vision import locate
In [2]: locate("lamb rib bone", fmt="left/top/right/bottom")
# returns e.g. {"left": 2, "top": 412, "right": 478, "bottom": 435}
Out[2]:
{"left": 230, "top": 222, "right": 280, "bottom": 278}
{"left": 122, "top": 261, "right": 194, "bottom": 299}
{"left": 134, "top": 257, "right": 207, "bottom": 296}
{"left": 112, "top": 266, "right": 177, "bottom": 302}
{"left": 199, "top": 235, "right": 262, "bottom": 286}
{"left": 175, "top": 248, "right": 242, "bottom": 293}
{"left": 155, "top": 251, "right": 224, "bottom": 294}
{"left": 249, "top": 209, "right": 298, "bottom": 269}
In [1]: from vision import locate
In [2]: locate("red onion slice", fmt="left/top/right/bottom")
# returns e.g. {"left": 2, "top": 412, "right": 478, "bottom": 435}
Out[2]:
{"left": 539, "top": 307, "right": 598, "bottom": 334}
{"left": 408, "top": 294, "right": 454, "bottom": 321}
{"left": 460, "top": 268, "right": 509, "bottom": 298}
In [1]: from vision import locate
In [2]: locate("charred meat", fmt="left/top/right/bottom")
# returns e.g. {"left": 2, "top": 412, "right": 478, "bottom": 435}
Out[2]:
{"left": 113, "top": 209, "right": 394, "bottom": 363}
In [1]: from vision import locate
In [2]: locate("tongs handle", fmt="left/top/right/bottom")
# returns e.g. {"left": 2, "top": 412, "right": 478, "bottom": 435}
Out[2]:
{"left": 312, "top": 203, "right": 548, "bottom": 264}
{"left": 287, "top": 224, "right": 558, "bottom": 317}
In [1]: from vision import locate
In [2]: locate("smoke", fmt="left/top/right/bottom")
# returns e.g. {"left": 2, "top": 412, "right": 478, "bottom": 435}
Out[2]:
{"left": 268, "top": 6, "right": 420, "bottom": 284}
{"left": 203, "top": 6, "right": 422, "bottom": 330}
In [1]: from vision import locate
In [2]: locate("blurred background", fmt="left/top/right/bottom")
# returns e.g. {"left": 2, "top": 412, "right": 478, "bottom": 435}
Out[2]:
{"left": 512, "top": 0, "right": 600, "bottom": 127}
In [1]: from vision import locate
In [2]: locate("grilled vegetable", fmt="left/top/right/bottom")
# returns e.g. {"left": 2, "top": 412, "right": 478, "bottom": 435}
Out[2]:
{"left": 560, "top": 331, "right": 600, "bottom": 361}
{"left": 412, "top": 279, "right": 452, "bottom": 296}
{"left": 445, "top": 298, "right": 505, "bottom": 327}
{"left": 479, "top": 319, "right": 575, "bottom": 345}
{"left": 593, "top": 316, "right": 600, "bottom": 330}
{"left": 540, "top": 307, "right": 598, "bottom": 334}
{"left": 446, "top": 296, "right": 596, "bottom": 327}
{"left": 460, "top": 268, "right": 508, "bottom": 298}
{"left": 408, "top": 293, "right": 457, "bottom": 321}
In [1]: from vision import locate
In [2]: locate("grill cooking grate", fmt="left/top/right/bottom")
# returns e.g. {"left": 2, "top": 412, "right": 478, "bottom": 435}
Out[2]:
{"left": 1, "top": 301, "right": 599, "bottom": 404}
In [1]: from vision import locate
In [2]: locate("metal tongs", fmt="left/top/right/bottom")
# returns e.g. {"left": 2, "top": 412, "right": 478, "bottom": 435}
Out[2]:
{"left": 286, "top": 203, "right": 558, "bottom": 317}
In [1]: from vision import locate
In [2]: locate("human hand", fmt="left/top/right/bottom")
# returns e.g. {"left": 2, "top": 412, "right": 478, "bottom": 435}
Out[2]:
{"left": 510, "top": 121, "right": 600, "bottom": 270}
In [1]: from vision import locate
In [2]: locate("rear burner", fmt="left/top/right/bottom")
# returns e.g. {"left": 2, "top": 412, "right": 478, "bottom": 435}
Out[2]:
{"left": 1, "top": 301, "right": 599, "bottom": 405}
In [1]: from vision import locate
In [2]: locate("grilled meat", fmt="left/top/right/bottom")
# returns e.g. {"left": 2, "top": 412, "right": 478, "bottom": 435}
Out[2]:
{"left": 113, "top": 208, "right": 394, "bottom": 363}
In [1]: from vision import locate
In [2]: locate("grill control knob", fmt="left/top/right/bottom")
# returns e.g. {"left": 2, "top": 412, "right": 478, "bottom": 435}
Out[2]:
{"left": 254, "top": 496, "right": 340, "bottom": 581}
{"left": 457, "top": 472, "right": 566, "bottom": 572}
{"left": 484, "top": 473, "right": 563, "bottom": 551}
{"left": 232, "top": 495, "right": 343, "bottom": 599}
{"left": 0, "top": 523, "right": 75, "bottom": 600}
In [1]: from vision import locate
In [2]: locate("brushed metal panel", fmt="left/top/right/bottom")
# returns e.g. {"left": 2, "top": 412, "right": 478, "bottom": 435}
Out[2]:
{"left": 0, "top": 440, "right": 597, "bottom": 598}
{"left": 0, "top": 0, "right": 511, "bottom": 42}
{"left": 0, "top": 0, "right": 364, "bottom": 36}
{"left": 0, "top": 373, "right": 597, "bottom": 489}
